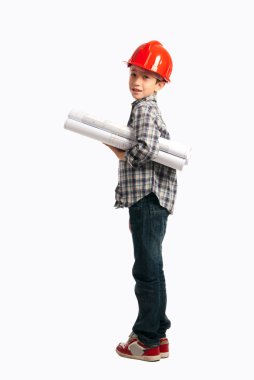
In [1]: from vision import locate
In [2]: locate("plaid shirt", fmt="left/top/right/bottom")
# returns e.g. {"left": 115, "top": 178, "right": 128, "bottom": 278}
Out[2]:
{"left": 114, "top": 94, "right": 177, "bottom": 214}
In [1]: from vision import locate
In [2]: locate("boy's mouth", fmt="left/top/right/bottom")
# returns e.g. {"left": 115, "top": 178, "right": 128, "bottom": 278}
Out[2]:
{"left": 132, "top": 88, "right": 142, "bottom": 93}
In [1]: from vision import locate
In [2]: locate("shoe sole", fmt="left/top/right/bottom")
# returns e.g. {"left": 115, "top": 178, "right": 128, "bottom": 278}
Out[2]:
{"left": 160, "top": 352, "right": 169, "bottom": 358}
{"left": 116, "top": 348, "right": 161, "bottom": 362}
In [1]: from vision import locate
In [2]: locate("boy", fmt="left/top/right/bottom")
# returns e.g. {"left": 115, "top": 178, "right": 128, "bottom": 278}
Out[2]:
{"left": 105, "top": 41, "right": 177, "bottom": 361}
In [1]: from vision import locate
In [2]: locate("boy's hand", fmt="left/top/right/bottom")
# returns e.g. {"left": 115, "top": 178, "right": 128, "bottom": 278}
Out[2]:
{"left": 103, "top": 143, "right": 126, "bottom": 160}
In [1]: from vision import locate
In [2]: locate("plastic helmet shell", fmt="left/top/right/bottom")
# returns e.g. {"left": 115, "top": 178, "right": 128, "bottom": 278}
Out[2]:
{"left": 127, "top": 40, "right": 173, "bottom": 82}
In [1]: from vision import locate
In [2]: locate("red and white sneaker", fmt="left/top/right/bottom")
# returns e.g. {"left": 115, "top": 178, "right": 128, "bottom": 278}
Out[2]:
{"left": 160, "top": 337, "right": 169, "bottom": 358}
{"left": 116, "top": 333, "right": 161, "bottom": 362}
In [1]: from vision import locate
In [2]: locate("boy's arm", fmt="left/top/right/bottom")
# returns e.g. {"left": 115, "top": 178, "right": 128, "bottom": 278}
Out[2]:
{"left": 103, "top": 144, "right": 125, "bottom": 160}
{"left": 125, "top": 105, "right": 160, "bottom": 168}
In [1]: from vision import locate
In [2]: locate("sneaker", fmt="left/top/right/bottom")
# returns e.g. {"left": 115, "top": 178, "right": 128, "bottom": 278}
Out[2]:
{"left": 160, "top": 337, "right": 169, "bottom": 358}
{"left": 116, "top": 333, "right": 161, "bottom": 362}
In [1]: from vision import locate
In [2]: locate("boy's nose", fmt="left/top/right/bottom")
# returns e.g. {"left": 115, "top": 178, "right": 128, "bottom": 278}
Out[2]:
{"left": 133, "top": 76, "right": 142, "bottom": 85}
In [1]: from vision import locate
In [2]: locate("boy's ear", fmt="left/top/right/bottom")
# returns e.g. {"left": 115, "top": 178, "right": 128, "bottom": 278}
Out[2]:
{"left": 156, "top": 81, "right": 166, "bottom": 91}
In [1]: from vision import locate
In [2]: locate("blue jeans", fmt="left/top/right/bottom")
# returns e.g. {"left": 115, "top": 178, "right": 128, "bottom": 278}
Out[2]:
{"left": 128, "top": 192, "right": 171, "bottom": 347}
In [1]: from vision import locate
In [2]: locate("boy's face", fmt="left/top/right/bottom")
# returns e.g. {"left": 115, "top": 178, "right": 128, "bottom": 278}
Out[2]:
{"left": 129, "top": 65, "right": 165, "bottom": 100}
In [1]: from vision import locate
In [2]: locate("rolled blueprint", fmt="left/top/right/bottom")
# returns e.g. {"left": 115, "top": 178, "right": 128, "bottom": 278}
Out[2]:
{"left": 68, "top": 109, "right": 192, "bottom": 164}
{"left": 64, "top": 118, "right": 186, "bottom": 171}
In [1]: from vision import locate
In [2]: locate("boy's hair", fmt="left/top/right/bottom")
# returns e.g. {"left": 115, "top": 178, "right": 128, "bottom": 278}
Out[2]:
{"left": 156, "top": 77, "right": 164, "bottom": 84}
{"left": 130, "top": 64, "right": 165, "bottom": 83}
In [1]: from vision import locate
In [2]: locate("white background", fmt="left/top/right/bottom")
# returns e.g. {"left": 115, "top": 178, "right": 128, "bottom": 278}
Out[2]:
{"left": 1, "top": 0, "right": 254, "bottom": 379}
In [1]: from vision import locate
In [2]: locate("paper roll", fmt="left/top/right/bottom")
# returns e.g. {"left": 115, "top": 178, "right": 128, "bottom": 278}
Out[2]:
{"left": 68, "top": 109, "right": 192, "bottom": 162}
{"left": 64, "top": 118, "right": 186, "bottom": 171}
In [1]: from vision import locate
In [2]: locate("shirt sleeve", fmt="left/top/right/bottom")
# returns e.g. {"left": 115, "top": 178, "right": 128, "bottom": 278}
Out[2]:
{"left": 125, "top": 105, "right": 160, "bottom": 168}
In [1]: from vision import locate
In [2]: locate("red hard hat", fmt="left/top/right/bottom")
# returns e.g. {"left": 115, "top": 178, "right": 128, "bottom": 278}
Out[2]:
{"left": 126, "top": 40, "right": 173, "bottom": 82}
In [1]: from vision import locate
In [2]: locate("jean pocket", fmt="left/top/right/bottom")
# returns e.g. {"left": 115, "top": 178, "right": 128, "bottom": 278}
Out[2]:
{"left": 150, "top": 209, "right": 168, "bottom": 237}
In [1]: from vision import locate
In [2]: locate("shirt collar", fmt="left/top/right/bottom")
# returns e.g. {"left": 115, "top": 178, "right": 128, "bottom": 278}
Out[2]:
{"left": 131, "top": 93, "right": 157, "bottom": 107}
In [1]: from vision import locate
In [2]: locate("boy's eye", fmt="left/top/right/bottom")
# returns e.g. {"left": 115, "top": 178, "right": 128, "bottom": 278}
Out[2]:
{"left": 130, "top": 72, "right": 136, "bottom": 77}
{"left": 144, "top": 75, "right": 150, "bottom": 79}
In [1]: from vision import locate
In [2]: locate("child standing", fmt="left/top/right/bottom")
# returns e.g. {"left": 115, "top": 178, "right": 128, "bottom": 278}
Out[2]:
{"left": 105, "top": 41, "right": 177, "bottom": 362}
